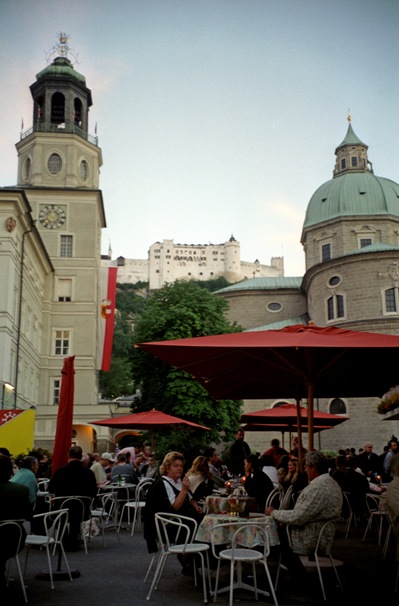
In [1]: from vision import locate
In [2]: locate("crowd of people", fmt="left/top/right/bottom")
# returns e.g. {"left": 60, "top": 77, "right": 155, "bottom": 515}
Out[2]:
{"left": 1, "top": 431, "right": 399, "bottom": 589}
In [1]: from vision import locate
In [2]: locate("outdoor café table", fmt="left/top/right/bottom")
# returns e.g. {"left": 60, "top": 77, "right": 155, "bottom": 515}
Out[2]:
{"left": 204, "top": 495, "right": 258, "bottom": 515}
{"left": 195, "top": 513, "right": 279, "bottom": 547}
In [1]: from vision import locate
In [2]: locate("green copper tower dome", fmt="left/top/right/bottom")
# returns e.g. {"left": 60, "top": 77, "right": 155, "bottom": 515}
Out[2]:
{"left": 303, "top": 121, "right": 399, "bottom": 230}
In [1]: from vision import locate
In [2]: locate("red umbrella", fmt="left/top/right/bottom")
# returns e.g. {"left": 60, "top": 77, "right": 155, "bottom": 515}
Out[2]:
{"left": 137, "top": 323, "right": 399, "bottom": 450}
{"left": 241, "top": 403, "right": 348, "bottom": 449}
{"left": 241, "top": 403, "right": 347, "bottom": 427}
{"left": 90, "top": 409, "right": 210, "bottom": 431}
{"left": 52, "top": 356, "right": 75, "bottom": 474}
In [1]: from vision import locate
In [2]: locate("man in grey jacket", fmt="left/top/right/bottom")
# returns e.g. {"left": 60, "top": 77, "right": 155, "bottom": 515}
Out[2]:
{"left": 265, "top": 450, "right": 342, "bottom": 576}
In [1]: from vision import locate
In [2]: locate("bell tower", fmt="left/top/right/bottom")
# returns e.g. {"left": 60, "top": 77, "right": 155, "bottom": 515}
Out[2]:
{"left": 11, "top": 34, "right": 107, "bottom": 448}
{"left": 16, "top": 33, "right": 102, "bottom": 189}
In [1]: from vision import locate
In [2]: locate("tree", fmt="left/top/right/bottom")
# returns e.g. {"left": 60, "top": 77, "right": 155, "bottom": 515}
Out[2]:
{"left": 132, "top": 281, "right": 243, "bottom": 449}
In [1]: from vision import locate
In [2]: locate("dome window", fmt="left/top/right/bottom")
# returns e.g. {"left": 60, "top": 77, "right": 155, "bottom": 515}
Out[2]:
{"left": 328, "top": 275, "right": 341, "bottom": 287}
{"left": 351, "top": 157, "right": 358, "bottom": 167}
{"left": 267, "top": 302, "right": 282, "bottom": 312}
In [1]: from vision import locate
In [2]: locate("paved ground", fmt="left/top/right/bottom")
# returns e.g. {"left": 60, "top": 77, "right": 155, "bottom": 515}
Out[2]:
{"left": 4, "top": 518, "right": 398, "bottom": 605}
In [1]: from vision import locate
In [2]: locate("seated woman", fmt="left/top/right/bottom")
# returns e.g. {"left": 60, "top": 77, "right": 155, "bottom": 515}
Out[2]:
{"left": 281, "top": 458, "right": 308, "bottom": 504}
{"left": 10, "top": 456, "right": 39, "bottom": 507}
{"left": 185, "top": 456, "right": 214, "bottom": 505}
{"left": 144, "top": 451, "right": 203, "bottom": 556}
{"left": 244, "top": 454, "right": 274, "bottom": 512}
{"left": 277, "top": 455, "right": 290, "bottom": 485}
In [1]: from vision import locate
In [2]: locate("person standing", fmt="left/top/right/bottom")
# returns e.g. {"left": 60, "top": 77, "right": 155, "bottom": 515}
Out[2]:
{"left": 383, "top": 439, "right": 399, "bottom": 482}
{"left": 357, "top": 442, "right": 379, "bottom": 479}
{"left": 263, "top": 439, "right": 289, "bottom": 468}
{"left": 229, "top": 429, "right": 251, "bottom": 476}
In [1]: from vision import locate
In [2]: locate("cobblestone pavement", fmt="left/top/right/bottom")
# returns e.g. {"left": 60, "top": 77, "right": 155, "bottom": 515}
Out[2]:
{"left": 3, "top": 519, "right": 398, "bottom": 605}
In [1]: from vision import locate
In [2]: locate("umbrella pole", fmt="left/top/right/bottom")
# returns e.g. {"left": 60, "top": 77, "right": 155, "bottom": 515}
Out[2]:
{"left": 307, "top": 384, "right": 314, "bottom": 451}
{"left": 295, "top": 400, "right": 303, "bottom": 470}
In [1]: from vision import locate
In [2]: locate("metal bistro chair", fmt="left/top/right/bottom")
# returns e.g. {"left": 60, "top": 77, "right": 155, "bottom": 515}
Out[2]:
{"left": 146, "top": 512, "right": 211, "bottom": 604}
{"left": 278, "top": 520, "right": 343, "bottom": 602}
{"left": 265, "top": 485, "right": 284, "bottom": 509}
{"left": 342, "top": 491, "right": 357, "bottom": 538}
{"left": 0, "top": 520, "right": 28, "bottom": 602}
{"left": 51, "top": 496, "right": 92, "bottom": 554}
{"left": 211, "top": 520, "right": 278, "bottom": 606}
{"left": 24, "top": 509, "right": 72, "bottom": 590}
{"left": 363, "top": 493, "right": 388, "bottom": 546}
{"left": 90, "top": 491, "right": 121, "bottom": 547}
{"left": 118, "top": 478, "right": 154, "bottom": 536}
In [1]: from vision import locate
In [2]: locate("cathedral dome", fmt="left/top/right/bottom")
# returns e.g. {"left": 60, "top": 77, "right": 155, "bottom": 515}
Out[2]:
{"left": 303, "top": 121, "right": 399, "bottom": 229}
{"left": 303, "top": 171, "right": 399, "bottom": 229}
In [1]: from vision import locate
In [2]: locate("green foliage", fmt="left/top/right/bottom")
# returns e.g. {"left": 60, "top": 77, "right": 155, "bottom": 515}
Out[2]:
{"left": 132, "top": 280, "right": 243, "bottom": 448}
{"left": 190, "top": 276, "right": 233, "bottom": 292}
{"left": 116, "top": 283, "right": 148, "bottom": 315}
{"left": 99, "top": 357, "right": 133, "bottom": 399}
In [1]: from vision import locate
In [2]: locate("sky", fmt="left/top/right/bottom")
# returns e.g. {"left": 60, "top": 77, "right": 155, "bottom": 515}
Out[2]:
{"left": 1, "top": 0, "right": 399, "bottom": 277}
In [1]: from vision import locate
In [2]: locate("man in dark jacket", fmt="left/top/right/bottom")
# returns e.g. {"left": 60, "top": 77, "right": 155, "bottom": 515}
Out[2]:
{"left": 244, "top": 454, "right": 274, "bottom": 512}
{"left": 49, "top": 445, "right": 97, "bottom": 549}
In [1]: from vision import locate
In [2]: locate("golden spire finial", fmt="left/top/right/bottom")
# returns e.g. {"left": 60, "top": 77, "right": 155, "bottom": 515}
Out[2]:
{"left": 347, "top": 109, "right": 352, "bottom": 122}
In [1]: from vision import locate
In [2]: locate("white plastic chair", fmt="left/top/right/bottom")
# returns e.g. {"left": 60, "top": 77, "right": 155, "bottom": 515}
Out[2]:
{"left": 211, "top": 520, "right": 278, "bottom": 606}
{"left": 146, "top": 512, "right": 211, "bottom": 604}
{"left": 24, "top": 509, "right": 72, "bottom": 590}
{"left": 0, "top": 520, "right": 28, "bottom": 602}
{"left": 118, "top": 478, "right": 154, "bottom": 535}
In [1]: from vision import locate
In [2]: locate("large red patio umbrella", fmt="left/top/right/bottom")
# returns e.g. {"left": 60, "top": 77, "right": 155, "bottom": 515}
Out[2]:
{"left": 91, "top": 409, "right": 210, "bottom": 448}
{"left": 137, "top": 324, "right": 399, "bottom": 450}
{"left": 240, "top": 403, "right": 348, "bottom": 449}
{"left": 52, "top": 356, "right": 75, "bottom": 474}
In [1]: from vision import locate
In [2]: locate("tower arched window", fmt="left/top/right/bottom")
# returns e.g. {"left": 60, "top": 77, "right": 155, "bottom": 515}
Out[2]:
{"left": 327, "top": 293, "right": 345, "bottom": 321}
{"left": 329, "top": 398, "right": 347, "bottom": 415}
{"left": 51, "top": 92, "right": 65, "bottom": 124}
{"left": 74, "top": 98, "right": 82, "bottom": 125}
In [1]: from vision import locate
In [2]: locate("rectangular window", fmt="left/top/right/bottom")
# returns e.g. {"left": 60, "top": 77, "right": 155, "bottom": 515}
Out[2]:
{"left": 56, "top": 278, "right": 72, "bottom": 302}
{"left": 54, "top": 330, "right": 70, "bottom": 355}
{"left": 321, "top": 243, "right": 331, "bottom": 262}
{"left": 385, "top": 288, "right": 397, "bottom": 313}
{"left": 336, "top": 294, "right": 345, "bottom": 318}
{"left": 351, "top": 157, "right": 358, "bottom": 167}
{"left": 360, "top": 238, "right": 372, "bottom": 248}
{"left": 53, "top": 379, "right": 61, "bottom": 405}
{"left": 327, "top": 297, "right": 334, "bottom": 321}
{"left": 60, "top": 235, "right": 73, "bottom": 257}
{"left": 341, "top": 159, "right": 346, "bottom": 169}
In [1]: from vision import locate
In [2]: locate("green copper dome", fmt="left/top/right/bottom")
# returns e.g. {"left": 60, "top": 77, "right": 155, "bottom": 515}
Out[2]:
{"left": 36, "top": 57, "right": 86, "bottom": 85}
{"left": 303, "top": 172, "right": 399, "bottom": 228}
{"left": 303, "top": 123, "right": 399, "bottom": 229}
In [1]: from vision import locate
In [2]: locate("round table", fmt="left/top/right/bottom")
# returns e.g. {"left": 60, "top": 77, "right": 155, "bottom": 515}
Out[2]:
{"left": 195, "top": 513, "right": 279, "bottom": 547}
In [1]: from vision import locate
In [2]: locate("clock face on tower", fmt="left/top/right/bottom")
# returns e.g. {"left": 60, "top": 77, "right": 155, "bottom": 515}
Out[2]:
{"left": 38, "top": 204, "right": 66, "bottom": 229}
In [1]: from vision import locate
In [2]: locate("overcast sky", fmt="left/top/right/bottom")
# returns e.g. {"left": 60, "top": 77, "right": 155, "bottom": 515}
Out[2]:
{"left": 1, "top": 0, "right": 399, "bottom": 276}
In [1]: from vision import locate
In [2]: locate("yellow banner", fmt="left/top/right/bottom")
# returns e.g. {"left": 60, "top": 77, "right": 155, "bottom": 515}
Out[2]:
{"left": 0, "top": 409, "right": 35, "bottom": 455}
